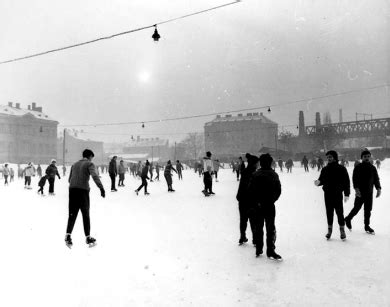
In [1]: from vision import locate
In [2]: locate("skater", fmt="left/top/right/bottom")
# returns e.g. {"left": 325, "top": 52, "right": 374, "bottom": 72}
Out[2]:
{"left": 202, "top": 151, "right": 214, "bottom": 196}
{"left": 375, "top": 159, "right": 381, "bottom": 170}
{"left": 37, "top": 164, "right": 42, "bottom": 178}
{"left": 277, "top": 157, "right": 284, "bottom": 172}
{"left": 285, "top": 158, "right": 294, "bottom": 173}
{"left": 236, "top": 157, "right": 244, "bottom": 181}
{"left": 109, "top": 156, "right": 118, "bottom": 192}
{"left": 236, "top": 154, "right": 259, "bottom": 246}
{"left": 3, "top": 164, "right": 10, "bottom": 185}
{"left": 164, "top": 160, "right": 178, "bottom": 192}
{"left": 213, "top": 159, "right": 220, "bottom": 182}
{"left": 176, "top": 160, "right": 183, "bottom": 180}
{"left": 344, "top": 150, "right": 381, "bottom": 234}
{"left": 62, "top": 165, "right": 66, "bottom": 177}
{"left": 155, "top": 163, "right": 161, "bottom": 181}
{"left": 10, "top": 168, "right": 14, "bottom": 182}
{"left": 248, "top": 153, "right": 282, "bottom": 260}
{"left": 314, "top": 150, "right": 350, "bottom": 241}
{"left": 135, "top": 161, "right": 150, "bottom": 195}
{"left": 37, "top": 174, "right": 48, "bottom": 195}
{"left": 149, "top": 162, "right": 154, "bottom": 182}
{"left": 317, "top": 157, "right": 324, "bottom": 171}
{"left": 118, "top": 160, "right": 126, "bottom": 187}
{"left": 302, "top": 155, "right": 309, "bottom": 172}
{"left": 65, "top": 149, "right": 105, "bottom": 248}
{"left": 23, "top": 162, "right": 36, "bottom": 189}
{"left": 45, "top": 159, "right": 61, "bottom": 195}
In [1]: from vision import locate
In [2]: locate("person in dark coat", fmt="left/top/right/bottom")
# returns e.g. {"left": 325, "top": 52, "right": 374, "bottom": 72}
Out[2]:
{"left": 164, "top": 160, "right": 178, "bottom": 192}
{"left": 108, "top": 156, "right": 118, "bottom": 192}
{"left": 302, "top": 156, "right": 309, "bottom": 172}
{"left": 344, "top": 150, "right": 381, "bottom": 234}
{"left": 277, "top": 158, "right": 284, "bottom": 172}
{"left": 45, "top": 159, "right": 61, "bottom": 195}
{"left": 37, "top": 175, "right": 48, "bottom": 196}
{"left": 155, "top": 163, "right": 161, "bottom": 181}
{"left": 248, "top": 153, "right": 282, "bottom": 260}
{"left": 314, "top": 150, "right": 350, "bottom": 240}
{"left": 65, "top": 149, "right": 105, "bottom": 248}
{"left": 202, "top": 151, "right": 214, "bottom": 196}
{"left": 135, "top": 161, "right": 150, "bottom": 195}
{"left": 236, "top": 154, "right": 259, "bottom": 245}
{"left": 176, "top": 160, "right": 183, "bottom": 180}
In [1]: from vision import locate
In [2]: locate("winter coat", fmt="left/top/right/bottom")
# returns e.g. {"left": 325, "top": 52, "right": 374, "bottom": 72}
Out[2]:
{"left": 236, "top": 163, "right": 258, "bottom": 203}
{"left": 317, "top": 162, "right": 350, "bottom": 196}
{"left": 69, "top": 158, "right": 104, "bottom": 191}
{"left": 213, "top": 161, "right": 220, "bottom": 172}
{"left": 45, "top": 164, "right": 60, "bottom": 179}
{"left": 203, "top": 157, "right": 214, "bottom": 173}
{"left": 109, "top": 159, "right": 117, "bottom": 175}
{"left": 176, "top": 163, "right": 183, "bottom": 172}
{"left": 164, "top": 164, "right": 177, "bottom": 176}
{"left": 3, "top": 166, "right": 10, "bottom": 176}
{"left": 247, "top": 168, "right": 281, "bottom": 207}
{"left": 352, "top": 162, "right": 381, "bottom": 195}
{"left": 140, "top": 165, "right": 150, "bottom": 179}
{"left": 24, "top": 166, "right": 35, "bottom": 177}
{"left": 38, "top": 175, "right": 48, "bottom": 187}
{"left": 118, "top": 164, "right": 126, "bottom": 174}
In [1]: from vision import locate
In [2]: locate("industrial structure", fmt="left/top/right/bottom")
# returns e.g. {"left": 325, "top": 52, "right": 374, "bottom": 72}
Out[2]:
{"left": 204, "top": 112, "right": 278, "bottom": 158}
{"left": 0, "top": 102, "right": 58, "bottom": 163}
{"left": 122, "top": 136, "right": 171, "bottom": 162}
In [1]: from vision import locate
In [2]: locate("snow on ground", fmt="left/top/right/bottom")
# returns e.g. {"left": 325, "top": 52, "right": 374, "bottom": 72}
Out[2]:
{"left": 0, "top": 162, "right": 389, "bottom": 307}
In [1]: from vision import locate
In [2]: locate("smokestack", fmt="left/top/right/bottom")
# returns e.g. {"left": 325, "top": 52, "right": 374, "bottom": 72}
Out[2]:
{"left": 32, "top": 102, "right": 36, "bottom": 110}
{"left": 315, "top": 112, "right": 321, "bottom": 127}
{"left": 28, "top": 105, "right": 31, "bottom": 110}
{"left": 299, "top": 111, "right": 305, "bottom": 136}
{"left": 339, "top": 109, "right": 343, "bottom": 123}
{"left": 15, "top": 103, "right": 20, "bottom": 109}
{"left": 8, "top": 102, "right": 12, "bottom": 107}
{"left": 36, "top": 107, "right": 42, "bottom": 112}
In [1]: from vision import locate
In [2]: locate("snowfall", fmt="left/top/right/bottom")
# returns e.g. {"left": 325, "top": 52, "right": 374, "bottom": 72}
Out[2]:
{"left": 0, "top": 161, "right": 389, "bottom": 307}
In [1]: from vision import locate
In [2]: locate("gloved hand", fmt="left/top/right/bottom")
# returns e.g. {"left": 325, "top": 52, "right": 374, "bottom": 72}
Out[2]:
{"left": 100, "top": 188, "right": 105, "bottom": 198}
{"left": 344, "top": 196, "right": 349, "bottom": 203}
{"left": 314, "top": 180, "right": 320, "bottom": 186}
{"left": 376, "top": 189, "right": 381, "bottom": 198}
{"left": 355, "top": 188, "right": 361, "bottom": 198}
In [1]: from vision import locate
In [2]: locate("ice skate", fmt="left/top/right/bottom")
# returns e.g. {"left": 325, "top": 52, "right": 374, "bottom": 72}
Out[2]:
{"left": 340, "top": 226, "right": 346, "bottom": 241}
{"left": 65, "top": 234, "right": 73, "bottom": 249}
{"left": 345, "top": 218, "right": 352, "bottom": 231}
{"left": 202, "top": 190, "right": 210, "bottom": 197}
{"left": 267, "top": 251, "right": 282, "bottom": 261}
{"left": 238, "top": 236, "right": 248, "bottom": 245}
{"left": 365, "top": 225, "right": 375, "bottom": 235}
{"left": 86, "top": 236, "right": 97, "bottom": 247}
{"left": 325, "top": 226, "right": 332, "bottom": 240}
{"left": 144, "top": 192, "right": 150, "bottom": 195}
{"left": 135, "top": 189, "right": 139, "bottom": 196}
{"left": 255, "top": 248, "right": 263, "bottom": 257}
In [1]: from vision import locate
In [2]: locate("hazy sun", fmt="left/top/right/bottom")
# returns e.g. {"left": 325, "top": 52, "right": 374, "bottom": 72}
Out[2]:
{"left": 138, "top": 71, "right": 151, "bottom": 83}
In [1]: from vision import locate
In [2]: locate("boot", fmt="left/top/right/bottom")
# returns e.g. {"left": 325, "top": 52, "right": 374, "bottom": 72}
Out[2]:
{"left": 340, "top": 226, "right": 346, "bottom": 240}
{"left": 325, "top": 225, "right": 332, "bottom": 240}
{"left": 65, "top": 234, "right": 73, "bottom": 248}
{"left": 365, "top": 225, "right": 375, "bottom": 235}
{"left": 345, "top": 217, "right": 352, "bottom": 231}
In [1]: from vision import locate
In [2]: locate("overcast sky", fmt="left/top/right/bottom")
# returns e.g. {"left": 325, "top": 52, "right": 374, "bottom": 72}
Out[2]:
{"left": 0, "top": 0, "right": 389, "bottom": 143}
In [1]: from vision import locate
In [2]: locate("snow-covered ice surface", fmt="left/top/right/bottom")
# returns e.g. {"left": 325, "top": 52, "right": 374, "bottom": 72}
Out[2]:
{"left": 0, "top": 161, "right": 389, "bottom": 307}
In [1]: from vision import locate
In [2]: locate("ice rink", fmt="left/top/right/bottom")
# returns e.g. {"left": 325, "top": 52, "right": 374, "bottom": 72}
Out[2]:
{"left": 0, "top": 162, "right": 389, "bottom": 306}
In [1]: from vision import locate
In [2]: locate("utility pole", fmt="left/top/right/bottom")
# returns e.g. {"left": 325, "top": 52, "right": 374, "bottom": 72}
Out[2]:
{"left": 63, "top": 128, "right": 66, "bottom": 166}
{"left": 174, "top": 142, "right": 177, "bottom": 161}
{"left": 151, "top": 146, "right": 154, "bottom": 163}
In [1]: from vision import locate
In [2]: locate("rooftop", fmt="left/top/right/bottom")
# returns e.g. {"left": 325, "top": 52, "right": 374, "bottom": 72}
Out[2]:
{"left": 0, "top": 103, "right": 57, "bottom": 122}
{"left": 205, "top": 112, "right": 277, "bottom": 126}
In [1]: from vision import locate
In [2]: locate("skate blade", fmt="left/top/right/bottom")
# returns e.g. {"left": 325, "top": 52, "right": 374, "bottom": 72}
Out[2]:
{"left": 366, "top": 231, "right": 375, "bottom": 235}
{"left": 267, "top": 257, "right": 283, "bottom": 261}
{"left": 66, "top": 244, "right": 72, "bottom": 249}
{"left": 88, "top": 242, "right": 97, "bottom": 248}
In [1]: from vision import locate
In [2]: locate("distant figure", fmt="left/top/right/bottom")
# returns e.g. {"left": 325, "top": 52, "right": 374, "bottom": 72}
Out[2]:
{"left": 37, "top": 164, "right": 42, "bottom": 178}
{"left": 345, "top": 150, "right": 381, "bottom": 235}
{"left": 277, "top": 158, "right": 284, "bottom": 172}
{"left": 285, "top": 158, "right": 294, "bottom": 173}
{"left": 3, "top": 164, "right": 10, "bottom": 185}
{"left": 118, "top": 160, "right": 126, "bottom": 187}
{"left": 62, "top": 165, "right": 67, "bottom": 177}
{"left": 155, "top": 163, "right": 161, "bottom": 181}
{"left": 213, "top": 159, "right": 220, "bottom": 182}
{"left": 10, "top": 168, "right": 14, "bottom": 182}
{"left": 314, "top": 150, "right": 350, "bottom": 241}
{"left": 149, "top": 163, "right": 154, "bottom": 182}
{"left": 109, "top": 156, "right": 118, "bottom": 192}
{"left": 37, "top": 175, "right": 48, "bottom": 196}
{"left": 45, "top": 159, "right": 61, "bottom": 195}
{"left": 202, "top": 151, "right": 214, "bottom": 196}
{"left": 302, "top": 156, "right": 309, "bottom": 172}
{"left": 375, "top": 159, "right": 381, "bottom": 170}
{"left": 65, "top": 149, "right": 105, "bottom": 248}
{"left": 24, "top": 162, "right": 36, "bottom": 189}
{"left": 176, "top": 160, "right": 183, "bottom": 180}
{"left": 135, "top": 161, "right": 150, "bottom": 195}
{"left": 317, "top": 157, "right": 324, "bottom": 171}
{"left": 164, "top": 160, "right": 178, "bottom": 192}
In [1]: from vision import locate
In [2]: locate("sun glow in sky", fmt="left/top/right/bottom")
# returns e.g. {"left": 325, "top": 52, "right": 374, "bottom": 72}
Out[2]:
{"left": 138, "top": 71, "right": 151, "bottom": 83}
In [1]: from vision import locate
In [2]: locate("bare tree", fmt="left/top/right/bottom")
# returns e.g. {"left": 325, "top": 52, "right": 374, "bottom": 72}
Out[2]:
{"left": 179, "top": 133, "right": 205, "bottom": 160}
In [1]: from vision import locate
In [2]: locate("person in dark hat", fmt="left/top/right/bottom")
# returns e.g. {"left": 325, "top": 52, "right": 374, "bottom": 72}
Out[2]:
{"left": 108, "top": 156, "right": 118, "bottom": 192}
{"left": 314, "top": 150, "right": 350, "bottom": 240}
{"left": 202, "top": 151, "right": 214, "bottom": 196}
{"left": 344, "top": 150, "right": 381, "bottom": 234}
{"left": 135, "top": 160, "right": 150, "bottom": 195}
{"left": 164, "top": 160, "right": 178, "bottom": 192}
{"left": 236, "top": 154, "right": 259, "bottom": 245}
{"left": 248, "top": 153, "right": 282, "bottom": 260}
{"left": 65, "top": 149, "right": 105, "bottom": 248}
